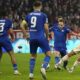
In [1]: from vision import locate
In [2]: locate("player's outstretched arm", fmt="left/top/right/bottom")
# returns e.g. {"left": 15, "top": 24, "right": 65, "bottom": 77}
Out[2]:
{"left": 70, "top": 31, "right": 79, "bottom": 37}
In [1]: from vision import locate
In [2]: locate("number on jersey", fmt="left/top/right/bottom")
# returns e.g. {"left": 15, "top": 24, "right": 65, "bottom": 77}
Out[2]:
{"left": 31, "top": 16, "right": 37, "bottom": 28}
{"left": 0, "top": 23, "right": 5, "bottom": 32}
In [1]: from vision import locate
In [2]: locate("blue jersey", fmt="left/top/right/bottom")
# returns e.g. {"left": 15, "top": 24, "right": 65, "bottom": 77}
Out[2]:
{"left": 0, "top": 18, "right": 13, "bottom": 51}
{"left": 25, "top": 11, "right": 48, "bottom": 39}
{"left": 51, "top": 24, "right": 71, "bottom": 49}
{"left": 0, "top": 19, "right": 12, "bottom": 38}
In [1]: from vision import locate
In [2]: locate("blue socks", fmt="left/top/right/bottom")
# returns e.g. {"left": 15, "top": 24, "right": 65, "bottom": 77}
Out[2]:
{"left": 55, "top": 56, "right": 60, "bottom": 64}
{"left": 13, "top": 64, "right": 18, "bottom": 70}
{"left": 30, "top": 58, "right": 36, "bottom": 73}
{"left": 30, "top": 56, "right": 50, "bottom": 73}
{"left": 42, "top": 56, "right": 51, "bottom": 69}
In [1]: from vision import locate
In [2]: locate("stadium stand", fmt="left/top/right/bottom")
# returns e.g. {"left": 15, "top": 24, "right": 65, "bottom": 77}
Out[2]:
{"left": 0, "top": 0, "right": 79, "bottom": 30}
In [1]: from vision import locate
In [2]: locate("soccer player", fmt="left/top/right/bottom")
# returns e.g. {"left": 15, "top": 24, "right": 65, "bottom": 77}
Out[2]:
{"left": 21, "top": 1, "right": 51, "bottom": 80}
{"left": 50, "top": 17, "right": 79, "bottom": 69}
{"left": 0, "top": 11, "right": 20, "bottom": 75}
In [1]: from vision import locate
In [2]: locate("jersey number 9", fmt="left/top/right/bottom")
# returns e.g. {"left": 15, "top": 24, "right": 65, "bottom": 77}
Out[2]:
{"left": 0, "top": 23, "right": 5, "bottom": 32}
{"left": 31, "top": 16, "right": 37, "bottom": 28}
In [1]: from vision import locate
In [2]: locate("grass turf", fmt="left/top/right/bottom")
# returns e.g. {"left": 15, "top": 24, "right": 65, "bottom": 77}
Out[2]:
{"left": 0, "top": 53, "right": 80, "bottom": 80}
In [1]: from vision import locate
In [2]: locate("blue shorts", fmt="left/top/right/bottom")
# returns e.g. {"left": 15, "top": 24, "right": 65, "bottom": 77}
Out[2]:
{"left": 30, "top": 39, "right": 50, "bottom": 54}
{"left": 0, "top": 38, "right": 13, "bottom": 52}
{"left": 54, "top": 47, "right": 67, "bottom": 57}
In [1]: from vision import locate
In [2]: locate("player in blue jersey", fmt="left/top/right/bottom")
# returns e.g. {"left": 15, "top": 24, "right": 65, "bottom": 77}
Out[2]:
{"left": 21, "top": 1, "right": 51, "bottom": 80}
{"left": 0, "top": 11, "right": 20, "bottom": 75}
{"left": 50, "top": 17, "right": 79, "bottom": 70}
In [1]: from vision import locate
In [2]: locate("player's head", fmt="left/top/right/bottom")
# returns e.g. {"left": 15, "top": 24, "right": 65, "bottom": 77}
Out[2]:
{"left": 58, "top": 16, "right": 64, "bottom": 28}
{"left": 33, "top": 1, "right": 42, "bottom": 11}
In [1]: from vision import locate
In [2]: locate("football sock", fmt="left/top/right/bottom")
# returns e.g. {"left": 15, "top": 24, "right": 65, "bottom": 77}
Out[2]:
{"left": 63, "top": 61, "right": 68, "bottom": 69}
{"left": 58, "top": 55, "right": 68, "bottom": 65}
{"left": 30, "top": 58, "right": 35, "bottom": 73}
{"left": 13, "top": 64, "right": 18, "bottom": 70}
{"left": 42, "top": 56, "right": 51, "bottom": 69}
{"left": 55, "top": 56, "right": 60, "bottom": 64}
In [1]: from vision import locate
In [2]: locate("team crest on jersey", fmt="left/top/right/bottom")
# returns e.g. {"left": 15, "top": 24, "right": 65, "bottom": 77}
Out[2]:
{"left": 62, "top": 30, "right": 64, "bottom": 32}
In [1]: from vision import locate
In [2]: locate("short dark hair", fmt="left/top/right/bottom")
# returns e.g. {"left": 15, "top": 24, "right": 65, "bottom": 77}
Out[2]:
{"left": 33, "top": 1, "right": 42, "bottom": 7}
{"left": 58, "top": 16, "right": 64, "bottom": 22}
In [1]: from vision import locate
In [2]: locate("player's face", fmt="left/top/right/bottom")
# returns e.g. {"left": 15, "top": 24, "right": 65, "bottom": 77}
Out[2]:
{"left": 58, "top": 21, "right": 64, "bottom": 28}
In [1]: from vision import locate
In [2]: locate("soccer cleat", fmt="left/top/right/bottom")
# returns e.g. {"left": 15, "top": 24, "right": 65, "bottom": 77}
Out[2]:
{"left": 67, "top": 67, "right": 74, "bottom": 73}
{"left": 14, "top": 70, "right": 21, "bottom": 75}
{"left": 54, "top": 64, "right": 61, "bottom": 70}
{"left": 29, "top": 73, "right": 34, "bottom": 80}
{"left": 41, "top": 68, "right": 47, "bottom": 80}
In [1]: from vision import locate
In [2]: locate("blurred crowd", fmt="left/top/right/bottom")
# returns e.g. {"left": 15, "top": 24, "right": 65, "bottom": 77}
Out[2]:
{"left": 0, "top": 0, "right": 80, "bottom": 31}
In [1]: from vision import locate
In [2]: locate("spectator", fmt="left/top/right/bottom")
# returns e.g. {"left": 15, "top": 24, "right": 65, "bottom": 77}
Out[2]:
{"left": 0, "top": 0, "right": 79, "bottom": 29}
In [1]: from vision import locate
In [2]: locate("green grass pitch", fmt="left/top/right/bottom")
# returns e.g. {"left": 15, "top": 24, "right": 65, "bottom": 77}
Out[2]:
{"left": 0, "top": 53, "right": 80, "bottom": 80}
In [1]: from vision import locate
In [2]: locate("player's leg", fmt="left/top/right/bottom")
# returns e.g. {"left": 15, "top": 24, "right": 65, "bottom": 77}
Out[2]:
{"left": 7, "top": 50, "right": 20, "bottom": 74}
{"left": 60, "top": 50, "right": 68, "bottom": 69}
{"left": 58, "top": 45, "right": 80, "bottom": 65}
{"left": 54, "top": 50, "right": 60, "bottom": 69}
{"left": 57, "top": 51, "right": 76, "bottom": 66}
{"left": 42, "top": 51, "right": 51, "bottom": 69}
{"left": 64, "top": 45, "right": 80, "bottom": 62}
{"left": 3, "top": 39, "right": 20, "bottom": 75}
{"left": 39, "top": 39, "right": 51, "bottom": 80}
{"left": 29, "top": 40, "right": 38, "bottom": 79}
{"left": 68, "top": 56, "right": 80, "bottom": 73}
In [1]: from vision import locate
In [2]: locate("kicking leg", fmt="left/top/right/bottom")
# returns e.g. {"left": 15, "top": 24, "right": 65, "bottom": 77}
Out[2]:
{"left": 58, "top": 45, "right": 80, "bottom": 65}
{"left": 56, "top": 51, "right": 77, "bottom": 66}
{"left": 60, "top": 51, "right": 68, "bottom": 70}
{"left": 68, "top": 57, "right": 80, "bottom": 73}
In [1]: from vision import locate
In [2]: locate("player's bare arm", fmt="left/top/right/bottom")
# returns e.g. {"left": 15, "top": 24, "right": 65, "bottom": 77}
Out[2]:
{"left": 70, "top": 31, "right": 80, "bottom": 37}
{"left": 8, "top": 28, "right": 15, "bottom": 42}
{"left": 50, "top": 31, "right": 54, "bottom": 39}
{"left": 44, "top": 23, "right": 49, "bottom": 39}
